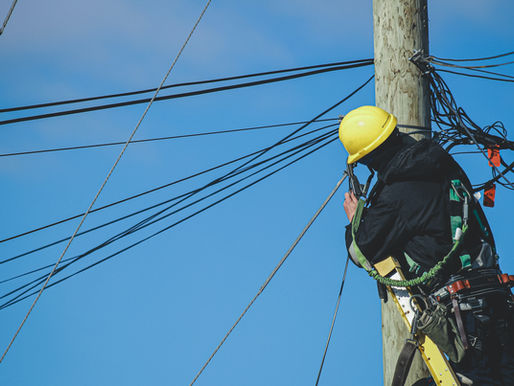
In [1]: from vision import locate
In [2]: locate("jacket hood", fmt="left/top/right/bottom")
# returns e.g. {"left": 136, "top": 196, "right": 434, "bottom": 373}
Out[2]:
{"left": 379, "top": 139, "right": 452, "bottom": 183}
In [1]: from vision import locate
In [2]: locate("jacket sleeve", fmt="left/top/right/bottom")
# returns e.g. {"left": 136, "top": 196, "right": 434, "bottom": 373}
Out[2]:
{"left": 345, "top": 196, "right": 410, "bottom": 266}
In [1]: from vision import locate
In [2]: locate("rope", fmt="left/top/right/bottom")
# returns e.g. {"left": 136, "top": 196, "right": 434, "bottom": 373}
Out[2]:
{"left": 314, "top": 256, "right": 350, "bottom": 386}
{"left": 189, "top": 173, "right": 347, "bottom": 385}
{"left": 367, "top": 224, "right": 468, "bottom": 287}
{"left": 0, "top": 0, "right": 18, "bottom": 35}
{"left": 0, "top": 0, "right": 212, "bottom": 364}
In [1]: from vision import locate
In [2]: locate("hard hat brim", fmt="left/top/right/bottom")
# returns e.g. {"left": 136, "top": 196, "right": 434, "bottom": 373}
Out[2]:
{"left": 346, "top": 114, "right": 397, "bottom": 164}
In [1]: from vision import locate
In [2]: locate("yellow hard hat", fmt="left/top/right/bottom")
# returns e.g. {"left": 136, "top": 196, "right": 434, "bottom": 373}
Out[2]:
{"left": 338, "top": 105, "right": 397, "bottom": 164}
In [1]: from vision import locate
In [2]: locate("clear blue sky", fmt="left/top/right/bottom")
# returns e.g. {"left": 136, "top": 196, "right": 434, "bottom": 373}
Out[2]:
{"left": 0, "top": 1, "right": 513, "bottom": 385}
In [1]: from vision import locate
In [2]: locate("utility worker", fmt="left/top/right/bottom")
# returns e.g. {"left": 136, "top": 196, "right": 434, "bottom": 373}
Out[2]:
{"left": 339, "top": 106, "right": 514, "bottom": 385}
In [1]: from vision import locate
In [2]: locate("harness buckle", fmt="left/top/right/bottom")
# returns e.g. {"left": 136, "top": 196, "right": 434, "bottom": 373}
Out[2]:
{"left": 446, "top": 279, "right": 470, "bottom": 295}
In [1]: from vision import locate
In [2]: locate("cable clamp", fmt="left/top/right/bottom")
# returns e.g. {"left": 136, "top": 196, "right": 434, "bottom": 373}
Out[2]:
{"left": 409, "top": 49, "right": 434, "bottom": 75}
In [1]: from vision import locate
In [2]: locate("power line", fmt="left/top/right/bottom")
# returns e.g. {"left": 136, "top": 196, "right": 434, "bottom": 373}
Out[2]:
{"left": 0, "top": 118, "right": 339, "bottom": 158}
{"left": 0, "top": 73, "right": 370, "bottom": 247}
{"left": 0, "top": 61, "right": 373, "bottom": 126}
{"left": 189, "top": 173, "right": 347, "bottom": 385}
{"left": 223, "top": 74, "right": 373, "bottom": 181}
{"left": 427, "top": 59, "right": 514, "bottom": 80}
{"left": 0, "top": 60, "right": 372, "bottom": 113}
{"left": 0, "top": 133, "right": 340, "bottom": 310}
{"left": 430, "top": 51, "right": 514, "bottom": 62}
{"left": 435, "top": 68, "right": 514, "bottom": 83}
{"left": 411, "top": 55, "right": 514, "bottom": 191}
{"left": 0, "top": 122, "right": 338, "bottom": 246}
{"left": 0, "top": 0, "right": 213, "bottom": 364}
{"left": 0, "top": 127, "right": 338, "bottom": 296}
{"left": 0, "top": 0, "right": 18, "bottom": 36}
{"left": 0, "top": 125, "right": 338, "bottom": 266}
{"left": 428, "top": 58, "right": 514, "bottom": 70}
{"left": 0, "top": 75, "right": 372, "bottom": 310}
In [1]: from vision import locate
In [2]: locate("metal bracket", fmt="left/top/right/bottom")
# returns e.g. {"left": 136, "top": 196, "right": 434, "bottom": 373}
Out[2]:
{"left": 409, "top": 49, "right": 434, "bottom": 75}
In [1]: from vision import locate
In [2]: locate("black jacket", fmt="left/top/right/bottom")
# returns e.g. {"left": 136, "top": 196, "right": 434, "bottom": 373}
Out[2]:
{"left": 345, "top": 139, "right": 495, "bottom": 278}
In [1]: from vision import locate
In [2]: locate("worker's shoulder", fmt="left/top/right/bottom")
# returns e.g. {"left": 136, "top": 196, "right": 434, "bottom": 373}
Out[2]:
{"left": 376, "top": 178, "right": 447, "bottom": 217}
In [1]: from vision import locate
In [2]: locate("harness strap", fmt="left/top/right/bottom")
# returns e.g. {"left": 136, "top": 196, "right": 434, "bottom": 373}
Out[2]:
{"left": 349, "top": 199, "right": 374, "bottom": 271}
{"left": 451, "top": 295, "right": 469, "bottom": 350}
{"left": 391, "top": 340, "right": 418, "bottom": 386}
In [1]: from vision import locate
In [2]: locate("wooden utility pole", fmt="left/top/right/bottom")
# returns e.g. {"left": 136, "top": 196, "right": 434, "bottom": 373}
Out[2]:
{"left": 373, "top": 0, "right": 431, "bottom": 385}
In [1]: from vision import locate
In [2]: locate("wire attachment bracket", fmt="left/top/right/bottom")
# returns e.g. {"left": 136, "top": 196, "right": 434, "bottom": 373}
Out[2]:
{"left": 410, "top": 49, "right": 434, "bottom": 75}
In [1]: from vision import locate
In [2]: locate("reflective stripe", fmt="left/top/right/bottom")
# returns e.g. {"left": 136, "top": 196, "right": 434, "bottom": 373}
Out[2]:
{"left": 350, "top": 199, "right": 374, "bottom": 272}
{"left": 348, "top": 241, "right": 362, "bottom": 268}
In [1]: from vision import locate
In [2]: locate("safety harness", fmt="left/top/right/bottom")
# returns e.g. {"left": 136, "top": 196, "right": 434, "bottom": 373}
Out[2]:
{"left": 349, "top": 178, "right": 496, "bottom": 287}
{"left": 350, "top": 178, "right": 513, "bottom": 385}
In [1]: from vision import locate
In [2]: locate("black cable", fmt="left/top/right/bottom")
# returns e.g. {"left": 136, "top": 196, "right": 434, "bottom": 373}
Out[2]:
{"left": 224, "top": 75, "right": 373, "bottom": 180}
{"left": 0, "top": 135, "right": 339, "bottom": 309}
{"left": 0, "top": 74, "right": 371, "bottom": 247}
{"left": 0, "top": 61, "right": 373, "bottom": 126}
{"left": 430, "top": 51, "right": 514, "bottom": 62}
{"left": 0, "top": 124, "right": 338, "bottom": 266}
{"left": 0, "top": 118, "right": 339, "bottom": 158}
{"left": 0, "top": 122, "right": 338, "bottom": 246}
{"left": 0, "top": 127, "right": 337, "bottom": 277}
{"left": 0, "top": 78, "right": 372, "bottom": 302}
{"left": 0, "top": 60, "right": 371, "bottom": 113}
{"left": 412, "top": 56, "right": 514, "bottom": 190}
{"left": 472, "top": 161, "right": 514, "bottom": 192}
{"left": 0, "top": 131, "right": 336, "bottom": 300}
{"left": 436, "top": 68, "right": 514, "bottom": 83}
{"left": 429, "top": 58, "right": 514, "bottom": 70}
{"left": 315, "top": 256, "right": 350, "bottom": 386}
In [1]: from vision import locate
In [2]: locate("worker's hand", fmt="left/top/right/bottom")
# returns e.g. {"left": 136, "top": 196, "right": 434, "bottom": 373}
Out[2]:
{"left": 344, "top": 191, "right": 358, "bottom": 222}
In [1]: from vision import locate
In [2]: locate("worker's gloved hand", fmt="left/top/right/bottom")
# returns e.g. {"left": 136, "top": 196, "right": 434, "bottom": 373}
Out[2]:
{"left": 343, "top": 191, "right": 358, "bottom": 222}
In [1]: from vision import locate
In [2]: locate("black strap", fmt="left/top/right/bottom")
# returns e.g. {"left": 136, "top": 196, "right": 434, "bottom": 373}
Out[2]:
{"left": 391, "top": 340, "right": 418, "bottom": 386}
{"left": 452, "top": 296, "right": 469, "bottom": 350}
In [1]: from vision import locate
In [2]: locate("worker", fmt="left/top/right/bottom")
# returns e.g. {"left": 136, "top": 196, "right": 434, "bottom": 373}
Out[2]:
{"left": 339, "top": 106, "right": 513, "bottom": 385}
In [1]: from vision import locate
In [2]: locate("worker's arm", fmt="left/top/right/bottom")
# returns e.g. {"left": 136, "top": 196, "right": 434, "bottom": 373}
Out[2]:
{"left": 344, "top": 190, "right": 409, "bottom": 266}
{"left": 343, "top": 191, "right": 358, "bottom": 221}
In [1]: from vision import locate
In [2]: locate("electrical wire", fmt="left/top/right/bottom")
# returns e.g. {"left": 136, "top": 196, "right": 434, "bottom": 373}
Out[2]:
{"left": 0, "top": 133, "right": 340, "bottom": 310}
{"left": 0, "top": 60, "right": 371, "bottom": 113}
{"left": 0, "top": 0, "right": 18, "bottom": 35}
{"left": 0, "top": 125, "right": 338, "bottom": 293}
{"left": 0, "top": 74, "right": 370, "bottom": 256}
{"left": 223, "top": 75, "right": 373, "bottom": 181}
{"left": 435, "top": 68, "right": 514, "bottom": 83}
{"left": 0, "top": 124, "right": 339, "bottom": 266}
{"left": 0, "top": 0, "right": 213, "bottom": 364}
{"left": 428, "top": 58, "right": 514, "bottom": 70}
{"left": 410, "top": 54, "right": 514, "bottom": 192}
{"left": 0, "top": 74, "right": 372, "bottom": 312}
{"left": 430, "top": 51, "right": 514, "bottom": 62}
{"left": 0, "top": 118, "right": 339, "bottom": 158}
{"left": 0, "top": 61, "right": 373, "bottom": 126}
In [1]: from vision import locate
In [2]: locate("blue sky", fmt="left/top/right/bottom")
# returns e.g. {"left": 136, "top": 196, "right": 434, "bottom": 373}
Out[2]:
{"left": 0, "top": 1, "right": 513, "bottom": 385}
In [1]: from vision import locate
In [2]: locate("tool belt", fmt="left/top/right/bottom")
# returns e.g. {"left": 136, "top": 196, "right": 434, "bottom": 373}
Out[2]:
{"left": 430, "top": 269, "right": 514, "bottom": 304}
{"left": 416, "top": 269, "right": 513, "bottom": 364}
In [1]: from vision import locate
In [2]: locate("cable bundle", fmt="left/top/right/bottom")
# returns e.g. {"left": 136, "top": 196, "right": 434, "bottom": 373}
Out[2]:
{"left": 411, "top": 52, "right": 514, "bottom": 192}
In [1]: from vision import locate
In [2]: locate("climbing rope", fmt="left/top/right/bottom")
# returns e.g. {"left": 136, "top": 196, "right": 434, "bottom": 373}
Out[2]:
{"left": 315, "top": 256, "right": 350, "bottom": 386}
{"left": 190, "top": 173, "right": 347, "bottom": 385}
{"left": 0, "top": 0, "right": 213, "bottom": 364}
